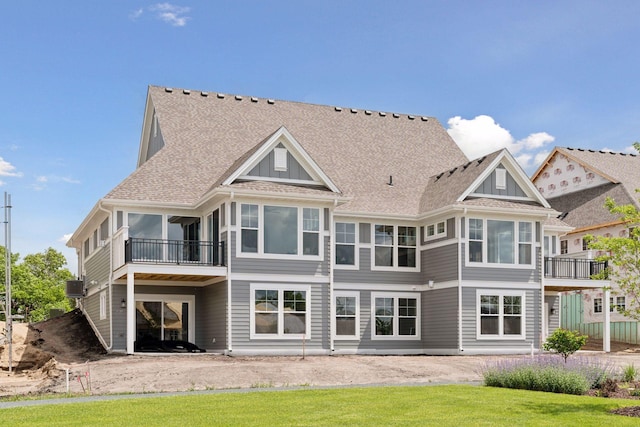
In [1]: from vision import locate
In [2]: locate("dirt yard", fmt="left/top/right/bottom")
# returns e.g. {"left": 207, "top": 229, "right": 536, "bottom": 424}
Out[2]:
{"left": 2, "top": 310, "right": 640, "bottom": 397}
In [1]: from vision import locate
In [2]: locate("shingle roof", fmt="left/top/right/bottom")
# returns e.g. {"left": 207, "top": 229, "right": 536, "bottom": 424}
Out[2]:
{"left": 105, "top": 85, "right": 470, "bottom": 216}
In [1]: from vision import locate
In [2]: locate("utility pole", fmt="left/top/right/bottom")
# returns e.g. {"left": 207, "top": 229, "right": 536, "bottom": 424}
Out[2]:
{"left": 2, "top": 192, "right": 12, "bottom": 373}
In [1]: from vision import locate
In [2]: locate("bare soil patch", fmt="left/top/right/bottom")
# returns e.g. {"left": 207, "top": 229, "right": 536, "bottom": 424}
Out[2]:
{"left": 3, "top": 310, "right": 640, "bottom": 399}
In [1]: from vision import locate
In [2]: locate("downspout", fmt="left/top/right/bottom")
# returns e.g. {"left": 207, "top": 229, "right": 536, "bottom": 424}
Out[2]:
{"left": 540, "top": 216, "right": 548, "bottom": 350}
{"left": 458, "top": 209, "right": 466, "bottom": 353}
{"left": 227, "top": 193, "right": 234, "bottom": 354}
{"left": 329, "top": 199, "right": 337, "bottom": 354}
{"left": 97, "top": 200, "right": 114, "bottom": 351}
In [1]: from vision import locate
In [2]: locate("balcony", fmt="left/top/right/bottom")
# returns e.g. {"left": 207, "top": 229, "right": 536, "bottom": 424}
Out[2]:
{"left": 124, "top": 238, "right": 225, "bottom": 266}
{"left": 544, "top": 257, "right": 608, "bottom": 280}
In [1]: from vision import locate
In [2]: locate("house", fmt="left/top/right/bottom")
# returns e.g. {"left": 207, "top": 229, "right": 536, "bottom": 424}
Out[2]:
{"left": 66, "top": 86, "right": 607, "bottom": 356}
{"left": 533, "top": 147, "right": 640, "bottom": 345}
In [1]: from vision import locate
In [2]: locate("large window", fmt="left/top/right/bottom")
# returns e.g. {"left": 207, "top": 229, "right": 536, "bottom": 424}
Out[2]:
{"left": 468, "top": 218, "right": 533, "bottom": 266}
{"left": 251, "top": 285, "right": 310, "bottom": 338}
{"left": 239, "top": 204, "right": 321, "bottom": 257}
{"left": 335, "top": 222, "right": 356, "bottom": 266}
{"left": 477, "top": 291, "right": 525, "bottom": 339}
{"left": 371, "top": 292, "right": 420, "bottom": 339}
{"left": 373, "top": 225, "right": 417, "bottom": 269}
{"left": 334, "top": 291, "right": 359, "bottom": 339}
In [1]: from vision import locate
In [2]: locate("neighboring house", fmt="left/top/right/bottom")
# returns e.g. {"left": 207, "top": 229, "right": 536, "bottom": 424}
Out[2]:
{"left": 532, "top": 147, "right": 640, "bottom": 344}
{"left": 66, "top": 86, "right": 607, "bottom": 356}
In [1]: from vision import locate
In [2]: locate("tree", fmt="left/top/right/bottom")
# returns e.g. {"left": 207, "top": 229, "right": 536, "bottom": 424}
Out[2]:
{"left": 543, "top": 328, "right": 587, "bottom": 362}
{"left": 0, "top": 246, "right": 75, "bottom": 322}
{"left": 587, "top": 142, "right": 640, "bottom": 320}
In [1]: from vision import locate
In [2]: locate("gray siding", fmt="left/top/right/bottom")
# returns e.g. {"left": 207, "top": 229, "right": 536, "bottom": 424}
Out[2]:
{"left": 359, "top": 223, "right": 370, "bottom": 244}
{"left": 112, "top": 285, "right": 126, "bottom": 350}
{"left": 473, "top": 165, "right": 526, "bottom": 197}
{"left": 461, "top": 244, "right": 540, "bottom": 282}
{"left": 545, "top": 295, "right": 560, "bottom": 335}
{"left": 230, "top": 280, "right": 329, "bottom": 353}
{"left": 85, "top": 244, "right": 111, "bottom": 288}
{"left": 334, "top": 247, "right": 422, "bottom": 285}
{"left": 200, "top": 282, "right": 228, "bottom": 351}
{"left": 83, "top": 289, "right": 110, "bottom": 348}
{"left": 423, "top": 287, "right": 458, "bottom": 349}
{"left": 230, "top": 231, "right": 329, "bottom": 276}
{"left": 422, "top": 243, "right": 458, "bottom": 283}
{"left": 461, "top": 287, "right": 540, "bottom": 350}
{"left": 247, "top": 145, "right": 313, "bottom": 181}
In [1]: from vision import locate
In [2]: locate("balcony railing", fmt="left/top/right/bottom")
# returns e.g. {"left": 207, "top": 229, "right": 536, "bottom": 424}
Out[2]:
{"left": 543, "top": 257, "right": 608, "bottom": 280}
{"left": 124, "top": 238, "right": 225, "bottom": 266}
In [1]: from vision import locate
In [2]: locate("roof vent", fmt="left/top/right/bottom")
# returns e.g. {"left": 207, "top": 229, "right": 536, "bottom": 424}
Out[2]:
{"left": 477, "top": 156, "right": 486, "bottom": 164}
{"left": 201, "top": 91, "right": 209, "bottom": 97}
{"left": 235, "top": 95, "right": 243, "bottom": 100}
{"left": 558, "top": 212, "right": 569, "bottom": 220}
{"left": 392, "top": 113, "right": 400, "bottom": 118}
{"left": 267, "top": 99, "right": 275, "bottom": 104}
{"left": 421, "top": 117, "right": 428, "bottom": 121}
{"left": 448, "top": 167, "right": 457, "bottom": 175}
{"left": 388, "top": 175, "right": 394, "bottom": 186}
{"left": 350, "top": 108, "right": 357, "bottom": 114}
{"left": 251, "top": 97, "right": 258, "bottom": 103}
{"left": 462, "top": 161, "right": 472, "bottom": 170}
{"left": 435, "top": 172, "right": 444, "bottom": 181}
{"left": 217, "top": 93, "right": 225, "bottom": 99}
{"left": 379, "top": 112, "right": 386, "bottom": 117}
{"left": 335, "top": 107, "right": 343, "bottom": 112}
{"left": 408, "top": 115, "right": 415, "bottom": 120}
{"left": 183, "top": 89, "right": 191, "bottom": 95}
{"left": 365, "top": 110, "right": 372, "bottom": 115}
{"left": 165, "top": 87, "right": 173, "bottom": 93}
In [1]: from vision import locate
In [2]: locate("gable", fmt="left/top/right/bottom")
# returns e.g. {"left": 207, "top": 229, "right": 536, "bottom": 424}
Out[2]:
{"left": 145, "top": 110, "right": 165, "bottom": 162}
{"left": 471, "top": 164, "right": 527, "bottom": 198}
{"left": 223, "top": 126, "right": 341, "bottom": 193}
{"left": 533, "top": 151, "right": 610, "bottom": 199}
{"left": 246, "top": 143, "right": 314, "bottom": 182}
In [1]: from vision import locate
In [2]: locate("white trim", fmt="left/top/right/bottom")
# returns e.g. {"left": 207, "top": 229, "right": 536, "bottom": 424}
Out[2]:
{"left": 232, "top": 272, "right": 328, "bottom": 283}
{"left": 236, "top": 175, "right": 324, "bottom": 186}
{"left": 333, "top": 291, "right": 360, "bottom": 341}
{"left": 273, "top": 147, "right": 288, "bottom": 171}
{"left": 249, "top": 283, "right": 312, "bottom": 340}
{"left": 465, "top": 217, "right": 535, "bottom": 268}
{"left": 422, "top": 237, "right": 457, "bottom": 250}
{"left": 424, "top": 220, "right": 446, "bottom": 241}
{"left": 222, "top": 126, "right": 340, "bottom": 193}
{"left": 334, "top": 282, "right": 428, "bottom": 291}
{"left": 476, "top": 289, "right": 526, "bottom": 340}
{"left": 495, "top": 168, "right": 507, "bottom": 190}
{"left": 370, "top": 292, "right": 421, "bottom": 341}
{"left": 99, "top": 290, "right": 107, "bottom": 320}
{"left": 462, "top": 280, "right": 540, "bottom": 290}
{"left": 135, "top": 293, "right": 196, "bottom": 343}
{"left": 371, "top": 224, "right": 420, "bottom": 272}
{"left": 468, "top": 193, "right": 536, "bottom": 202}
{"left": 333, "top": 221, "right": 359, "bottom": 270}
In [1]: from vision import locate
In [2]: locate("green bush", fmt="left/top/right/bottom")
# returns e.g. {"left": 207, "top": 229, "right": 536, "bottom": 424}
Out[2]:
{"left": 622, "top": 363, "right": 638, "bottom": 382}
{"left": 484, "top": 365, "right": 589, "bottom": 395}
{"left": 543, "top": 329, "right": 587, "bottom": 362}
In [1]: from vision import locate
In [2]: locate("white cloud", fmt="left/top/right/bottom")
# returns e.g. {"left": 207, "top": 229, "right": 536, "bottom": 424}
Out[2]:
{"left": 60, "top": 233, "right": 73, "bottom": 244}
{"left": 622, "top": 145, "right": 639, "bottom": 154}
{"left": 149, "top": 3, "right": 191, "bottom": 26}
{"left": 0, "top": 157, "right": 22, "bottom": 177}
{"left": 129, "top": 8, "right": 144, "bottom": 21}
{"left": 446, "top": 115, "right": 555, "bottom": 173}
{"left": 36, "top": 175, "right": 48, "bottom": 183}
{"left": 0, "top": 180, "right": 5, "bottom": 187}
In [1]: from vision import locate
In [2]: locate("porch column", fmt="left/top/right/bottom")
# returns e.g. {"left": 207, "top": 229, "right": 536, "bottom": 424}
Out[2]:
{"left": 126, "top": 272, "right": 135, "bottom": 354}
{"left": 603, "top": 288, "right": 611, "bottom": 353}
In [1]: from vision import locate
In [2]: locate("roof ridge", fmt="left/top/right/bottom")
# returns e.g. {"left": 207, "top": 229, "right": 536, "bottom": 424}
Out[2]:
{"left": 564, "top": 146, "right": 638, "bottom": 157}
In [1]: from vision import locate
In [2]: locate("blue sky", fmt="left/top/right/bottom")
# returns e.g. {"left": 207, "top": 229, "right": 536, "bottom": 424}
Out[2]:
{"left": 1, "top": 1, "right": 639, "bottom": 273}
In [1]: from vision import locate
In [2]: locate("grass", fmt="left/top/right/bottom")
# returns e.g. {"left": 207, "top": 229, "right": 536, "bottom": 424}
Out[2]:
{"left": 1, "top": 385, "right": 639, "bottom": 426}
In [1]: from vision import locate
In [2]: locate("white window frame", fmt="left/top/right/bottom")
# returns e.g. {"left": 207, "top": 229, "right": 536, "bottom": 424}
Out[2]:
{"left": 613, "top": 296, "right": 626, "bottom": 312}
{"left": 371, "top": 292, "right": 421, "bottom": 340}
{"left": 594, "top": 297, "right": 603, "bottom": 313}
{"left": 237, "top": 203, "right": 323, "bottom": 260}
{"left": 334, "top": 222, "right": 359, "bottom": 270}
{"left": 99, "top": 290, "right": 107, "bottom": 320}
{"left": 476, "top": 290, "right": 526, "bottom": 340}
{"left": 371, "top": 224, "right": 419, "bottom": 271}
{"left": 495, "top": 168, "right": 507, "bottom": 190}
{"left": 134, "top": 293, "right": 196, "bottom": 343}
{"left": 425, "top": 220, "right": 447, "bottom": 240}
{"left": 333, "top": 291, "right": 360, "bottom": 340}
{"left": 466, "top": 218, "right": 535, "bottom": 268}
{"left": 250, "top": 283, "right": 311, "bottom": 339}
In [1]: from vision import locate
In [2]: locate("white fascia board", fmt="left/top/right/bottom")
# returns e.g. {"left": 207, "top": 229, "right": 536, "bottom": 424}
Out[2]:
{"left": 452, "top": 203, "right": 559, "bottom": 218}
{"left": 332, "top": 210, "right": 417, "bottom": 221}
{"left": 211, "top": 187, "right": 351, "bottom": 205}
{"left": 221, "top": 126, "right": 341, "bottom": 193}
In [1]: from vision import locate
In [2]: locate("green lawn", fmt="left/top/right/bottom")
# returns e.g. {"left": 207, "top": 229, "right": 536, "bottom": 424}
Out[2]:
{"left": 1, "top": 385, "right": 639, "bottom": 426}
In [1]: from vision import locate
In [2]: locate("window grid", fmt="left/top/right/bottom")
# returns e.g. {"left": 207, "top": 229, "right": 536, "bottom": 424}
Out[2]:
{"left": 335, "top": 222, "right": 356, "bottom": 265}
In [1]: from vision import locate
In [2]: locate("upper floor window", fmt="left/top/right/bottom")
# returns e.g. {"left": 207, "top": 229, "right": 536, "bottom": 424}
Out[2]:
{"left": 239, "top": 204, "right": 321, "bottom": 257}
{"left": 560, "top": 240, "right": 568, "bottom": 254}
{"left": 335, "top": 222, "right": 356, "bottom": 265}
{"left": 425, "top": 220, "right": 446, "bottom": 240}
{"left": 467, "top": 218, "right": 533, "bottom": 266}
{"left": 374, "top": 225, "right": 416, "bottom": 268}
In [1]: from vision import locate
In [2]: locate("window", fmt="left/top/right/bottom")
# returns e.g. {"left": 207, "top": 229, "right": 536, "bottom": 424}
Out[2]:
{"left": 560, "top": 240, "right": 568, "bottom": 254}
{"left": 241, "top": 204, "right": 259, "bottom": 253}
{"left": 582, "top": 237, "right": 589, "bottom": 251}
{"left": 425, "top": 220, "right": 446, "bottom": 240}
{"left": 468, "top": 219, "right": 533, "bottom": 266}
{"left": 83, "top": 239, "right": 90, "bottom": 259}
{"left": 594, "top": 298, "right": 603, "bottom": 313}
{"left": 251, "top": 284, "right": 310, "bottom": 338}
{"left": 477, "top": 291, "right": 525, "bottom": 339}
{"left": 128, "top": 213, "right": 163, "bottom": 260}
{"left": 374, "top": 225, "right": 417, "bottom": 268}
{"left": 239, "top": 204, "right": 321, "bottom": 257}
{"left": 92, "top": 230, "right": 98, "bottom": 251}
{"left": 100, "top": 218, "right": 109, "bottom": 241}
{"left": 99, "top": 291, "right": 107, "bottom": 320}
{"left": 335, "top": 222, "right": 356, "bottom": 265}
{"left": 334, "top": 291, "right": 359, "bottom": 339}
{"left": 496, "top": 168, "right": 507, "bottom": 190}
{"left": 613, "top": 296, "right": 626, "bottom": 312}
{"left": 372, "top": 293, "right": 420, "bottom": 339}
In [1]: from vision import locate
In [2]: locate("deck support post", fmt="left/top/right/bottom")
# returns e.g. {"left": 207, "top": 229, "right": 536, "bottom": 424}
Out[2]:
{"left": 126, "top": 272, "right": 135, "bottom": 354}
{"left": 603, "top": 288, "right": 611, "bottom": 353}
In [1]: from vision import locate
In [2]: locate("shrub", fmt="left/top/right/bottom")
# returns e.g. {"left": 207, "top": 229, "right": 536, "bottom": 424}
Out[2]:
{"left": 482, "top": 355, "right": 615, "bottom": 395}
{"left": 622, "top": 363, "right": 638, "bottom": 382}
{"left": 543, "top": 329, "right": 587, "bottom": 362}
